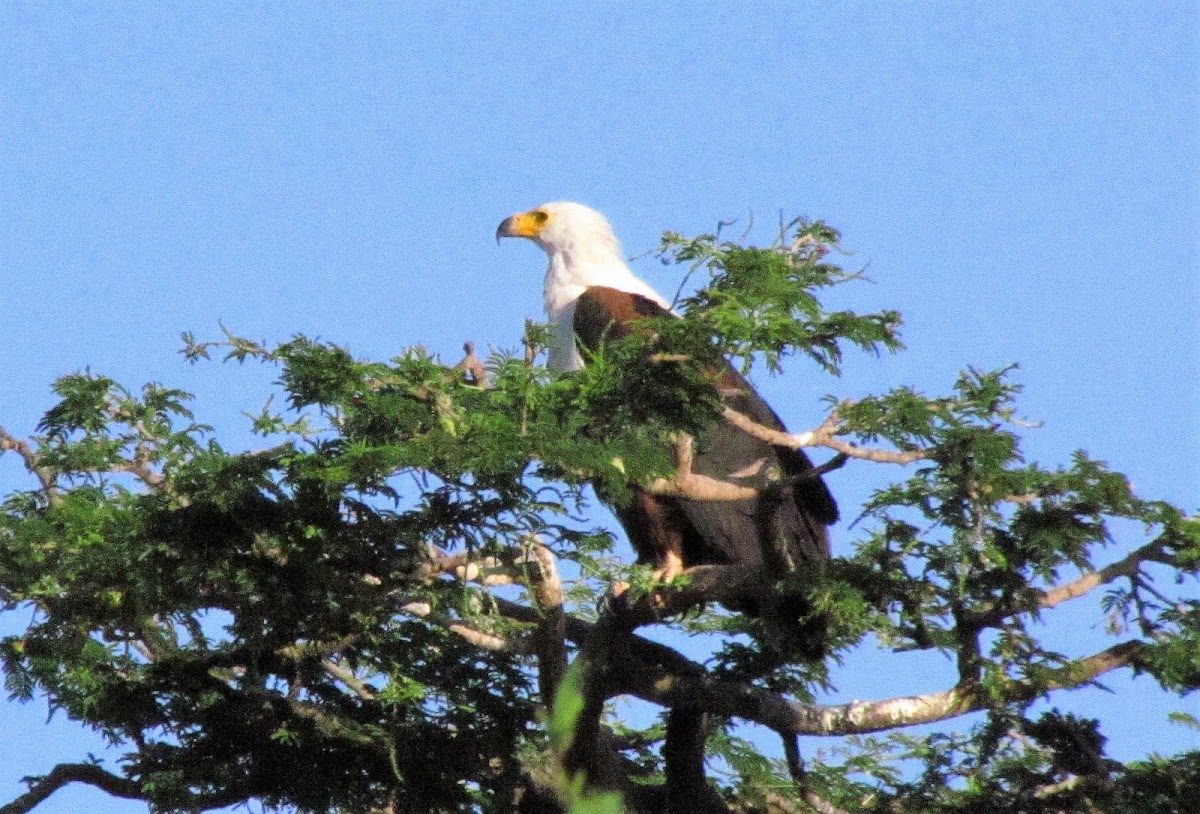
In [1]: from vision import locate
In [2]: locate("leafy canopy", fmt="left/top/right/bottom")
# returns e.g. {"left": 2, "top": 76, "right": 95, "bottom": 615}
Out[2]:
{"left": 0, "top": 217, "right": 1196, "bottom": 814}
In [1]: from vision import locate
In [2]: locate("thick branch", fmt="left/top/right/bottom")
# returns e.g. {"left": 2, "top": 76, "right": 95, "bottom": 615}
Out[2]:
{"left": 645, "top": 434, "right": 760, "bottom": 501}
{"left": 606, "top": 564, "right": 770, "bottom": 627}
{"left": 0, "top": 759, "right": 255, "bottom": 814}
{"left": 0, "top": 427, "right": 60, "bottom": 506}
{"left": 0, "top": 763, "right": 144, "bottom": 814}
{"left": 624, "top": 641, "right": 1147, "bottom": 737}
{"left": 495, "top": 596, "right": 1145, "bottom": 738}
{"left": 525, "top": 539, "right": 568, "bottom": 704}
{"left": 563, "top": 605, "right": 640, "bottom": 795}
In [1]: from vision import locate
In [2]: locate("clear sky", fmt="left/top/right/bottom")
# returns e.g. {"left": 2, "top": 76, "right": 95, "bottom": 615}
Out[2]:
{"left": 1, "top": 3, "right": 1196, "bottom": 812}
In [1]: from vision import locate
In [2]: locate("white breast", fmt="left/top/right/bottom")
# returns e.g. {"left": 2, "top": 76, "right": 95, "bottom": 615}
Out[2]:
{"left": 542, "top": 255, "right": 670, "bottom": 372}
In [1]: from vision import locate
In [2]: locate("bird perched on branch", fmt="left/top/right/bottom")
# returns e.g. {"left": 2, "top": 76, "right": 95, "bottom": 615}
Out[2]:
{"left": 497, "top": 202, "right": 837, "bottom": 652}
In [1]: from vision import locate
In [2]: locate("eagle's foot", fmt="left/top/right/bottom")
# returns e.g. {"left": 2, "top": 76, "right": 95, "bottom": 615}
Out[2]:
{"left": 651, "top": 550, "right": 686, "bottom": 583}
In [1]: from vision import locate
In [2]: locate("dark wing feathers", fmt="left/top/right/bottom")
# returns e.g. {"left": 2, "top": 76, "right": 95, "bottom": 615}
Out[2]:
{"left": 571, "top": 285, "right": 666, "bottom": 347}
{"left": 573, "top": 286, "right": 836, "bottom": 570}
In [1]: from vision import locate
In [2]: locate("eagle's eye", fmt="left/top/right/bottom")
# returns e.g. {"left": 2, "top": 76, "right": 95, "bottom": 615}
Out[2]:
{"left": 531, "top": 210, "right": 549, "bottom": 224}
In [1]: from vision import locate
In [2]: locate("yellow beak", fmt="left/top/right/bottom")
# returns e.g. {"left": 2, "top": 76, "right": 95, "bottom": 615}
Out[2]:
{"left": 495, "top": 210, "right": 545, "bottom": 242}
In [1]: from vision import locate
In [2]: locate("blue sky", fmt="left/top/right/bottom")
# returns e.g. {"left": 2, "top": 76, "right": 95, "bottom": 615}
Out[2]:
{"left": 1, "top": 3, "right": 1196, "bottom": 811}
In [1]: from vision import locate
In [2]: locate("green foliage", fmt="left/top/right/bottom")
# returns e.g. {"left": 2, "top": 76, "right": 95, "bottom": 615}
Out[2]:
{"left": 548, "top": 662, "right": 624, "bottom": 814}
{"left": 0, "top": 216, "right": 1195, "bottom": 814}
{"left": 657, "top": 218, "right": 902, "bottom": 374}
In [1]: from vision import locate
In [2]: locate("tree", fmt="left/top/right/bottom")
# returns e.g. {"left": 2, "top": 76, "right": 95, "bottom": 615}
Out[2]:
{"left": 0, "top": 218, "right": 1196, "bottom": 814}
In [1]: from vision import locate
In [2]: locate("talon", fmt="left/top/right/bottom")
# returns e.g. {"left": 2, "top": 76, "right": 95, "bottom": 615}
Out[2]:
{"left": 652, "top": 550, "right": 686, "bottom": 582}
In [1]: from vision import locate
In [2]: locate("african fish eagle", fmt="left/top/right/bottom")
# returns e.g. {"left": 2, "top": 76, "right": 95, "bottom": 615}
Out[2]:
{"left": 496, "top": 201, "right": 838, "bottom": 593}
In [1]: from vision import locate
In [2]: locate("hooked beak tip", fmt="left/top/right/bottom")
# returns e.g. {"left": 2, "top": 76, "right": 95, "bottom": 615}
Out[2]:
{"left": 495, "top": 214, "right": 522, "bottom": 244}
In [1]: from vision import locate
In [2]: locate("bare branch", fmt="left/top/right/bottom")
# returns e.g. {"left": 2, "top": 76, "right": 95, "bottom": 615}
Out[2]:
{"left": 604, "top": 564, "right": 769, "bottom": 627}
{"left": 324, "top": 660, "right": 377, "bottom": 701}
{"left": 524, "top": 538, "right": 568, "bottom": 704}
{"left": 644, "top": 434, "right": 760, "bottom": 501}
{"left": 111, "top": 456, "right": 189, "bottom": 505}
{"left": 494, "top": 595, "right": 1145, "bottom": 738}
{"left": 798, "top": 790, "right": 855, "bottom": 814}
{"left": 447, "top": 623, "right": 513, "bottom": 652}
{"left": 397, "top": 589, "right": 527, "bottom": 654}
{"left": 526, "top": 539, "right": 565, "bottom": 613}
{"left": 423, "top": 549, "right": 516, "bottom": 586}
{"left": 970, "top": 542, "right": 1166, "bottom": 629}
{"left": 131, "top": 639, "right": 157, "bottom": 663}
{"left": 0, "top": 761, "right": 245, "bottom": 814}
{"left": 0, "top": 763, "right": 144, "bottom": 814}
{"left": 723, "top": 404, "right": 927, "bottom": 465}
{"left": 0, "top": 426, "right": 61, "bottom": 507}
{"left": 632, "top": 641, "right": 1147, "bottom": 738}
{"left": 1032, "top": 775, "right": 1085, "bottom": 799}
{"left": 1039, "top": 545, "right": 1156, "bottom": 611}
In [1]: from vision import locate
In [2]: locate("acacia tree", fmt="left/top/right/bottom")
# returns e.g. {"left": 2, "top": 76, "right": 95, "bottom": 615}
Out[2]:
{"left": 0, "top": 220, "right": 1197, "bottom": 814}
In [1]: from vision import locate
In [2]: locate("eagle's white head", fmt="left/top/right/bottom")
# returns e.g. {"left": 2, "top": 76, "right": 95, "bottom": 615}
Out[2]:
{"left": 497, "top": 201, "right": 670, "bottom": 370}
{"left": 496, "top": 201, "right": 622, "bottom": 263}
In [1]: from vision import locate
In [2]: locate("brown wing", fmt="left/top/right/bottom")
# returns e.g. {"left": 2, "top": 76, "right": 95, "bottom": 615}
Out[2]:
{"left": 573, "top": 286, "right": 837, "bottom": 572}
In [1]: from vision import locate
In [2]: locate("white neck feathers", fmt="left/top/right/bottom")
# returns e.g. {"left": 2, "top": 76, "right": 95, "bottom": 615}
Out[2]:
{"left": 517, "top": 202, "right": 671, "bottom": 370}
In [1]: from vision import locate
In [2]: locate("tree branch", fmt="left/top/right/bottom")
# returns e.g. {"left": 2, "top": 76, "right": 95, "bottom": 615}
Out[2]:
{"left": 624, "top": 641, "right": 1147, "bottom": 738}
{"left": 524, "top": 538, "right": 568, "bottom": 705}
{"left": 0, "top": 426, "right": 61, "bottom": 507}
{"left": 563, "top": 604, "right": 641, "bottom": 795}
{"left": 0, "top": 759, "right": 256, "bottom": 814}
{"left": 605, "top": 564, "right": 770, "bottom": 627}
{"left": 969, "top": 542, "right": 1167, "bottom": 629}
{"left": 0, "top": 763, "right": 144, "bottom": 814}
{"left": 397, "top": 593, "right": 528, "bottom": 654}
{"left": 423, "top": 549, "right": 515, "bottom": 586}
{"left": 1038, "top": 546, "right": 1155, "bottom": 611}
{"left": 324, "top": 659, "right": 377, "bottom": 700}
{"left": 495, "top": 595, "right": 1146, "bottom": 738}
{"left": 722, "top": 404, "right": 927, "bottom": 465}
{"left": 644, "top": 434, "right": 760, "bottom": 501}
